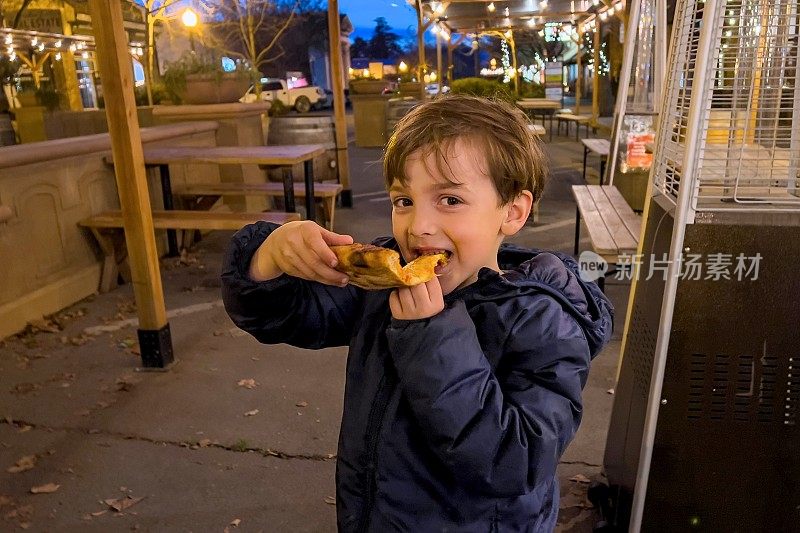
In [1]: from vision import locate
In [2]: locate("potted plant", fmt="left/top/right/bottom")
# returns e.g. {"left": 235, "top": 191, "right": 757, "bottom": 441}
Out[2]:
{"left": 349, "top": 71, "right": 388, "bottom": 94}
{"left": 397, "top": 70, "right": 421, "bottom": 95}
{"left": 162, "top": 52, "right": 252, "bottom": 105}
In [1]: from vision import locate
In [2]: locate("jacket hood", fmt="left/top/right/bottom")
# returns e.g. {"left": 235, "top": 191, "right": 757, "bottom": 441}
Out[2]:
{"left": 373, "top": 238, "right": 614, "bottom": 359}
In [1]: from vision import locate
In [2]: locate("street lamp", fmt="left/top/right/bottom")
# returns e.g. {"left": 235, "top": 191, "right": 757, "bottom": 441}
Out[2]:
{"left": 181, "top": 8, "right": 199, "bottom": 53}
{"left": 398, "top": 61, "right": 408, "bottom": 73}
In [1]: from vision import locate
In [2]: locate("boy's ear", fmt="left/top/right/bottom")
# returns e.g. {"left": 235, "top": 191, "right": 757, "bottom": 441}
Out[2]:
{"left": 501, "top": 191, "right": 533, "bottom": 236}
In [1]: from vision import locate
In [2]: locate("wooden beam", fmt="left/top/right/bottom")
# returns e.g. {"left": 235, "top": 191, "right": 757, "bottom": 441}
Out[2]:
{"left": 416, "top": 0, "right": 427, "bottom": 100}
{"left": 327, "top": 0, "right": 351, "bottom": 207}
{"left": 88, "top": 0, "right": 172, "bottom": 368}
{"left": 592, "top": 21, "right": 600, "bottom": 123}
{"left": 576, "top": 26, "right": 583, "bottom": 114}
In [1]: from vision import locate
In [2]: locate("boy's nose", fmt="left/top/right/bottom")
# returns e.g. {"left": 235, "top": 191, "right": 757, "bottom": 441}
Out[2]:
{"left": 408, "top": 210, "right": 437, "bottom": 237}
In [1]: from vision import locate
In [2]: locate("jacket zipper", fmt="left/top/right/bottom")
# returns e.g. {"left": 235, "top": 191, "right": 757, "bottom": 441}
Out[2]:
{"left": 356, "top": 372, "right": 393, "bottom": 533}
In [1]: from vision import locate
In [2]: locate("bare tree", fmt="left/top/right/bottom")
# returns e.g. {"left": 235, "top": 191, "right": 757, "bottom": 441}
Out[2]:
{"left": 204, "top": 0, "right": 298, "bottom": 96}
{"left": 133, "top": 0, "right": 183, "bottom": 106}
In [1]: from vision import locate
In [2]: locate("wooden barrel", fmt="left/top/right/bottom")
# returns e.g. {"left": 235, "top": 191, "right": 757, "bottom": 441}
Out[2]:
{"left": 385, "top": 97, "right": 419, "bottom": 138}
{"left": 0, "top": 113, "right": 16, "bottom": 146}
{"left": 267, "top": 115, "right": 337, "bottom": 183}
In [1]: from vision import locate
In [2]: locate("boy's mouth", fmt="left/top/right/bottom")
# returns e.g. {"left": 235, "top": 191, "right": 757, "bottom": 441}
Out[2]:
{"left": 411, "top": 248, "right": 452, "bottom": 275}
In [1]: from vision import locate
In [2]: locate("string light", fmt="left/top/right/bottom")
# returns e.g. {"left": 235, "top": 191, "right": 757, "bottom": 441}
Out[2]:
{"left": 487, "top": 2, "right": 496, "bottom": 12}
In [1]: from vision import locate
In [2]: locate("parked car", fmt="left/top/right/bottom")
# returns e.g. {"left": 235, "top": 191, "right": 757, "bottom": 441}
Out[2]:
{"left": 240, "top": 77, "right": 327, "bottom": 112}
{"left": 425, "top": 83, "right": 450, "bottom": 96}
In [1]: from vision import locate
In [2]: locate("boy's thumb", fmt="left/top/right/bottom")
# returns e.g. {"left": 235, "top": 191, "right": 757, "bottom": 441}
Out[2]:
{"left": 320, "top": 227, "right": 354, "bottom": 246}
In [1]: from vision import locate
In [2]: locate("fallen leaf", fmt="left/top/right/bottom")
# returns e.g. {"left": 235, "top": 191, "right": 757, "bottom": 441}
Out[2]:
{"left": 10, "top": 383, "right": 40, "bottom": 395}
{"left": 7, "top": 455, "right": 36, "bottom": 473}
{"left": 244, "top": 409, "right": 259, "bottom": 417}
{"left": 198, "top": 438, "right": 212, "bottom": 448}
{"left": 17, "top": 425, "right": 32, "bottom": 433}
{"left": 91, "top": 510, "right": 108, "bottom": 517}
{"left": 104, "top": 495, "right": 144, "bottom": 512}
{"left": 227, "top": 518, "right": 242, "bottom": 528}
{"left": 19, "top": 522, "right": 30, "bottom": 529}
{"left": 213, "top": 330, "right": 225, "bottom": 337}
{"left": 324, "top": 495, "right": 336, "bottom": 505}
{"left": 30, "top": 483, "right": 60, "bottom": 494}
{"left": 569, "top": 474, "right": 591, "bottom": 484}
{"left": 118, "top": 338, "right": 136, "bottom": 349}
{"left": 295, "top": 401, "right": 308, "bottom": 408}
{"left": 237, "top": 379, "right": 257, "bottom": 389}
{"left": 607, "top": 388, "right": 615, "bottom": 395}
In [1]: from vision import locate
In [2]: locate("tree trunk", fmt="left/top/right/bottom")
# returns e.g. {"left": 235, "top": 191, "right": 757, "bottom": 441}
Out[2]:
{"left": 145, "top": 12, "right": 155, "bottom": 106}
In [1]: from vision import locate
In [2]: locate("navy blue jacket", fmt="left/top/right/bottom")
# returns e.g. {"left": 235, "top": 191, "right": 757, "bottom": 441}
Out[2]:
{"left": 221, "top": 222, "right": 614, "bottom": 532}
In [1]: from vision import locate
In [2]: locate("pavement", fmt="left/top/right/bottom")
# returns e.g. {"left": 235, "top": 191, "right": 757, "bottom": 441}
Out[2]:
{"left": 0, "top": 120, "right": 627, "bottom": 532}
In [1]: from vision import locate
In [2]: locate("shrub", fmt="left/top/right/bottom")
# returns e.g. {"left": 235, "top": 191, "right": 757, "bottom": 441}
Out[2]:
{"left": 450, "top": 77, "right": 514, "bottom": 102}
{"left": 518, "top": 82, "right": 545, "bottom": 99}
{"left": 267, "top": 98, "right": 289, "bottom": 116}
{"left": 162, "top": 52, "right": 252, "bottom": 104}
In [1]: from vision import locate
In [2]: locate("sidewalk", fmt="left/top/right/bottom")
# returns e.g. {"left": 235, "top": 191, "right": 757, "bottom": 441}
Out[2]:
{"left": 0, "top": 130, "right": 626, "bottom": 532}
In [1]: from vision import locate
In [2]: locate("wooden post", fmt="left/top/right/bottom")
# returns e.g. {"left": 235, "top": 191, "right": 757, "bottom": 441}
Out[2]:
{"left": 327, "top": 0, "right": 352, "bottom": 207}
{"left": 416, "top": 0, "right": 427, "bottom": 100}
{"left": 509, "top": 33, "right": 519, "bottom": 96}
{"left": 576, "top": 27, "right": 583, "bottom": 115}
{"left": 436, "top": 29, "right": 442, "bottom": 94}
{"left": 593, "top": 22, "right": 601, "bottom": 122}
{"left": 88, "top": 0, "right": 173, "bottom": 368}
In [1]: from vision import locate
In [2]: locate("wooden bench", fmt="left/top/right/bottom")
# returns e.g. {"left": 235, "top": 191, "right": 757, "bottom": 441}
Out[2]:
{"left": 581, "top": 138, "right": 611, "bottom": 184}
{"left": 173, "top": 181, "right": 343, "bottom": 230}
{"left": 557, "top": 113, "right": 593, "bottom": 141}
{"left": 572, "top": 185, "right": 641, "bottom": 290}
{"left": 106, "top": 144, "right": 327, "bottom": 256}
{"left": 80, "top": 210, "right": 299, "bottom": 292}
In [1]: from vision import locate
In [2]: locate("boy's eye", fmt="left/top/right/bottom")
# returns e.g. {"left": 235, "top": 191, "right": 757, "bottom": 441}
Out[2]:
{"left": 439, "top": 196, "right": 462, "bottom": 206}
{"left": 392, "top": 197, "right": 412, "bottom": 208}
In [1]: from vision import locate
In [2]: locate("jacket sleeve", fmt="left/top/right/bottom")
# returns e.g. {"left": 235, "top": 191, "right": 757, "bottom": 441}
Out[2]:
{"left": 385, "top": 298, "right": 590, "bottom": 497}
{"left": 221, "top": 221, "right": 362, "bottom": 349}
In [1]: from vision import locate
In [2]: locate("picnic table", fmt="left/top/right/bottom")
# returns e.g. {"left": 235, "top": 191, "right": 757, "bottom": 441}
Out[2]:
{"left": 517, "top": 99, "right": 562, "bottom": 140}
{"left": 108, "top": 144, "right": 326, "bottom": 255}
{"left": 581, "top": 139, "right": 611, "bottom": 184}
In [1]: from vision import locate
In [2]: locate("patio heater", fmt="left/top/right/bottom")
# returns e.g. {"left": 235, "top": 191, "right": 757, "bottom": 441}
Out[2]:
{"left": 600, "top": 0, "right": 800, "bottom": 531}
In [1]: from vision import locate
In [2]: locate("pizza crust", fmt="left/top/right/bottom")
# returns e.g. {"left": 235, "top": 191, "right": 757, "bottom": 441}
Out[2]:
{"left": 331, "top": 244, "right": 448, "bottom": 290}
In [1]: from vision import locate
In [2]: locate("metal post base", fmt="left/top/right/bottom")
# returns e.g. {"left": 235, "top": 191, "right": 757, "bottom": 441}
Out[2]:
{"left": 340, "top": 189, "right": 353, "bottom": 208}
{"left": 137, "top": 324, "right": 175, "bottom": 368}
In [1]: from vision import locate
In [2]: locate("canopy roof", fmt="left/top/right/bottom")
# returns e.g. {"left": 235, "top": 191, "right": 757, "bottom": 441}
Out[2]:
{"left": 417, "top": 0, "right": 617, "bottom": 33}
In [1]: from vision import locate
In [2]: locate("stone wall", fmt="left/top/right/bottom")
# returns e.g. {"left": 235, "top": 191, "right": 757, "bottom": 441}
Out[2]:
{"left": 0, "top": 121, "right": 220, "bottom": 340}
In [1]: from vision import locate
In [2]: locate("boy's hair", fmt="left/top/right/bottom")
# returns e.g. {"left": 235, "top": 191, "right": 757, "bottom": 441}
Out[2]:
{"left": 383, "top": 94, "right": 548, "bottom": 205}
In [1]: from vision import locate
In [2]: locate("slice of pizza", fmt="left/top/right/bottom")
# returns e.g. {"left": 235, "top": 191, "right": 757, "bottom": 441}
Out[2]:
{"left": 331, "top": 244, "right": 448, "bottom": 290}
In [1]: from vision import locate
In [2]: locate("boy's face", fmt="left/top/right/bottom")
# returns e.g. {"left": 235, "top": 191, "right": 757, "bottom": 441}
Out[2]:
{"left": 389, "top": 138, "right": 531, "bottom": 296}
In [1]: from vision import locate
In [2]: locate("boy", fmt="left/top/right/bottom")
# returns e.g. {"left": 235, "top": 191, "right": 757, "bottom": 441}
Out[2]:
{"left": 222, "top": 95, "right": 613, "bottom": 532}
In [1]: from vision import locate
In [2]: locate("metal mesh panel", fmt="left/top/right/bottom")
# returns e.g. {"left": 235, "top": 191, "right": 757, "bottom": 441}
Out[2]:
{"left": 653, "top": 0, "right": 704, "bottom": 202}
{"left": 654, "top": 0, "right": 800, "bottom": 213}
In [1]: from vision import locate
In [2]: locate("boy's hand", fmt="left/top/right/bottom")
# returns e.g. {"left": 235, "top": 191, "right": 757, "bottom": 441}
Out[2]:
{"left": 389, "top": 276, "right": 444, "bottom": 320}
{"left": 249, "top": 221, "right": 354, "bottom": 285}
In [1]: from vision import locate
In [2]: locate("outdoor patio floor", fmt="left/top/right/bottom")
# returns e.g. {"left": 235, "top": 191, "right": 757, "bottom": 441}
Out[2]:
{"left": 0, "top": 123, "right": 628, "bottom": 532}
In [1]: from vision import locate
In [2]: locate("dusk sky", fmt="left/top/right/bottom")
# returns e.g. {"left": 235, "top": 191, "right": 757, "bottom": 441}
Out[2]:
{"left": 338, "top": 0, "right": 419, "bottom": 44}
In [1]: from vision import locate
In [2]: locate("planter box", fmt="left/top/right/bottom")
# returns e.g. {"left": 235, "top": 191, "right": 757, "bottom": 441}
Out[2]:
{"left": 350, "top": 80, "right": 388, "bottom": 94}
{"left": 398, "top": 82, "right": 422, "bottom": 96}
{"left": 179, "top": 74, "right": 250, "bottom": 105}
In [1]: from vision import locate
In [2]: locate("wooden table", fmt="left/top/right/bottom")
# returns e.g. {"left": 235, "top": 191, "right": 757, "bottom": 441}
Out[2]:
{"left": 581, "top": 138, "right": 611, "bottom": 184}
{"left": 557, "top": 113, "right": 593, "bottom": 141}
{"left": 110, "top": 145, "right": 326, "bottom": 255}
{"left": 517, "top": 99, "right": 562, "bottom": 141}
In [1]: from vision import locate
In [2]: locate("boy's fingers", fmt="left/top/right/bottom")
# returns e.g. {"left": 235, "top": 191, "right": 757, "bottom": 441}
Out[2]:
{"left": 305, "top": 227, "right": 355, "bottom": 270}
{"left": 427, "top": 276, "right": 443, "bottom": 302}
{"left": 286, "top": 254, "right": 317, "bottom": 281}
{"left": 397, "top": 287, "right": 415, "bottom": 311}
{"left": 408, "top": 282, "right": 429, "bottom": 307}
{"left": 319, "top": 227, "right": 354, "bottom": 247}
{"left": 389, "top": 290, "right": 402, "bottom": 316}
